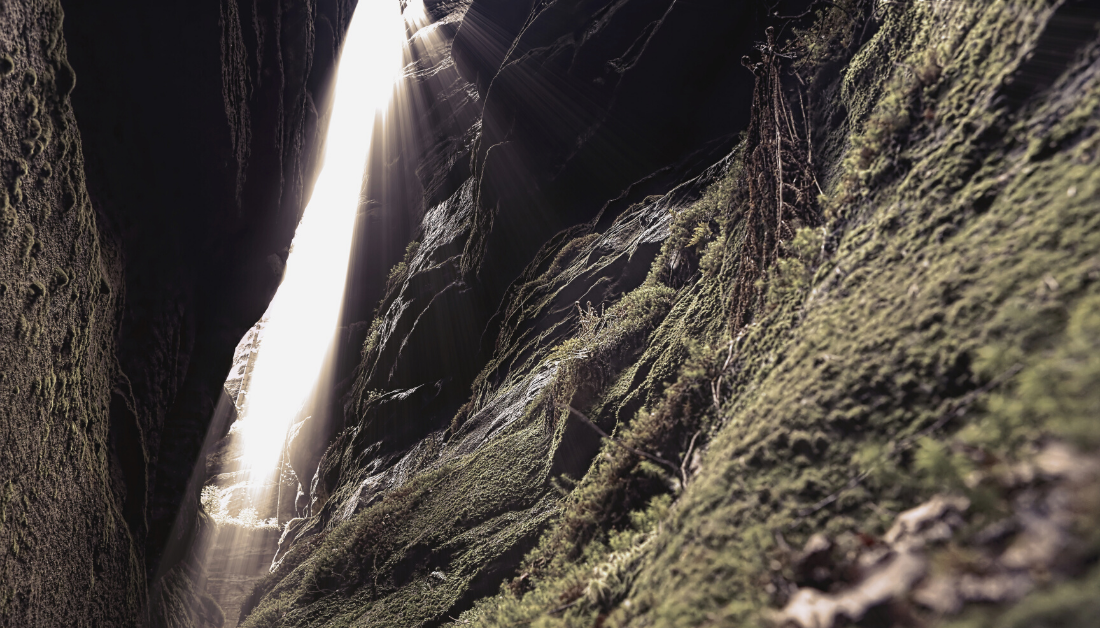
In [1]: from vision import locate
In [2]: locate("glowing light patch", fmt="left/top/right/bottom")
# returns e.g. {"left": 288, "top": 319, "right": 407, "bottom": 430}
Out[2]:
{"left": 235, "top": 0, "right": 405, "bottom": 483}
{"left": 404, "top": 0, "right": 431, "bottom": 32}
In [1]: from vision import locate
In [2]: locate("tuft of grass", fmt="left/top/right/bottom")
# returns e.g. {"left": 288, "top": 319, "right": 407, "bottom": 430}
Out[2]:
{"left": 383, "top": 240, "right": 420, "bottom": 297}
{"left": 544, "top": 285, "right": 675, "bottom": 421}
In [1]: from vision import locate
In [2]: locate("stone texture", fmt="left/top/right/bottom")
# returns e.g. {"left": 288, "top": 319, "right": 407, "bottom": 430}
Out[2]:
{"left": 1, "top": 0, "right": 353, "bottom": 624}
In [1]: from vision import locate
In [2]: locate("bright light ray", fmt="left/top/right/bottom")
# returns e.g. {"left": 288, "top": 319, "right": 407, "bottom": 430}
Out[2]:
{"left": 236, "top": 0, "right": 405, "bottom": 485}
{"left": 404, "top": 0, "right": 431, "bottom": 32}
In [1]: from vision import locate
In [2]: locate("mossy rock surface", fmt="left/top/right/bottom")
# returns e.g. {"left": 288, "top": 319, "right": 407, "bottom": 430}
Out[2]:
{"left": 243, "top": 1, "right": 1100, "bottom": 626}
{"left": 0, "top": 1, "right": 144, "bottom": 625}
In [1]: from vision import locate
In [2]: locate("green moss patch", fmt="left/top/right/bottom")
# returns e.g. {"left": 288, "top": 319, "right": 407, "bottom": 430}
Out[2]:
{"left": 243, "top": 1, "right": 1100, "bottom": 626}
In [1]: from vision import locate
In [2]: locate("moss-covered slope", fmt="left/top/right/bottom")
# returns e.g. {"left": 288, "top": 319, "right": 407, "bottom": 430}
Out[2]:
{"left": 241, "top": 0, "right": 1100, "bottom": 626}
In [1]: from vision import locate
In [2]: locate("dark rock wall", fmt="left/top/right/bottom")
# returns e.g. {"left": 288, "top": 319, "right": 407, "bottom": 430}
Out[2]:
{"left": 60, "top": 0, "right": 356, "bottom": 586}
{"left": 0, "top": 2, "right": 135, "bottom": 624}
{"left": 455, "top": 0, "right": 768, "bottom": 297}
{"left": 59, "top": 0, "right": 356, "bottom": 589}
{"left": 1, "top": 0, "right": 352, "bottom": 624}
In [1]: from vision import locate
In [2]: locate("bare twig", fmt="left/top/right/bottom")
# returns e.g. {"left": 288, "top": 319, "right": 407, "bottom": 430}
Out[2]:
{"left": 561, "top": 405, "right": 685, "bottom": 484}
{"left": 723, "top": 338, "right": 739, "bottom": 371}
{"left": 711, "top": 379, "right": 723, "bottom": 414}
{"left": 797, "top": 471, "right": 871, "bottom": 517}
{"left": 680, "top": 430, "right": 701, "bottom": 485}
{"left": 772, "top": 0, "right": 851, "bottom": 21}
{"left": 713, "top": 339, "right": 739, "bottom": 412}
{"left": 547, "top": 599, "right": 580, "bottom": 616}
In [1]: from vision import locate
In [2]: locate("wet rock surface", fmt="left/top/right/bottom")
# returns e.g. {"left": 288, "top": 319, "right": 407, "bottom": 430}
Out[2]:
{"left": 454, "top": 0, "right": 772, "bottom": 298}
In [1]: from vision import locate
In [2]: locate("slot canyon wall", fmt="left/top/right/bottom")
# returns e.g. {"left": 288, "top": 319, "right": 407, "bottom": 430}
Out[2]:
{"left": 3, "top": 0, "right": 1100, "bottom": 627}
{"left": 1, "top": 0, "right": 354, "bottom": 624}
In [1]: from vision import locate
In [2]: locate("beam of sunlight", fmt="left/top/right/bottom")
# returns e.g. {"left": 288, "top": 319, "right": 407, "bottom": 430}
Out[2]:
{"left": 235, "top": 0, "right": 405, "bottom": 487}
{"left": 404, "top": 0, "right": 431, "bottom": 33}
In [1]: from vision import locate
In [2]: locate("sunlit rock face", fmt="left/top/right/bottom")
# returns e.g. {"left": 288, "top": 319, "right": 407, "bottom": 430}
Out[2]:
{"left": 223, "top": 319, "right": 265, "bottom": 416}
{"left": 286, "top": 0, "right": 487, "bottom": 506}
{"left": 265, "top": 0, "right": 783, "bottom": 620}
{"left": 307, "top": 0, "right": 780, "bottom": 516}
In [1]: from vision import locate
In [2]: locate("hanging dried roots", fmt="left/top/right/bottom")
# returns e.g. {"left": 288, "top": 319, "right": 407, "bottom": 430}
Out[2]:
{"left": 729, "top": 26, "right": 822, "bottom": 330}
